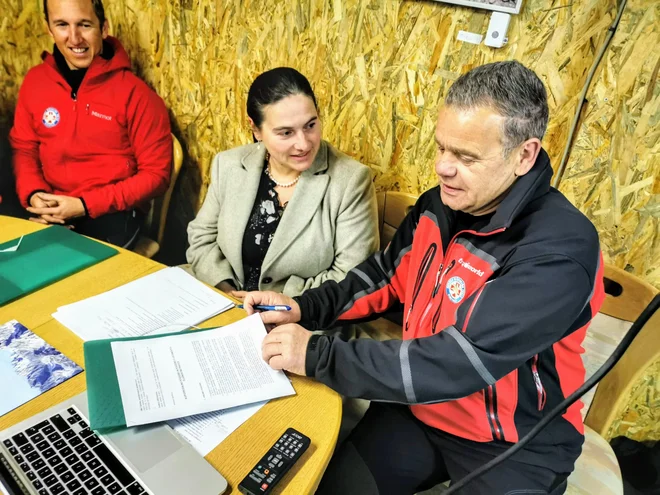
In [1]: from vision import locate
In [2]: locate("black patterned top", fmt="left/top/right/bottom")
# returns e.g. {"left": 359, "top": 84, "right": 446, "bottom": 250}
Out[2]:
{"left": 241, "top": 164, "right": 287, "bottom": 291}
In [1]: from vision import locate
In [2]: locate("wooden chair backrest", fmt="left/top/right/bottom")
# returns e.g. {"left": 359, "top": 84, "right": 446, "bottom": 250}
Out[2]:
{"left": 376, "top": 191, "right": 418, "bottom": 248}
{"left": 144, "top": 134, "right": 184, "bottom": 245}
{"left": 585, "top": 265, "right": 659, "bottom": 439}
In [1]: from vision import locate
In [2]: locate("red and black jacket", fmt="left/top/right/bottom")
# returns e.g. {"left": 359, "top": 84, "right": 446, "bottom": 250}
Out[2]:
{"left": 299, "top": 149, "right": 605, "bottom": 470}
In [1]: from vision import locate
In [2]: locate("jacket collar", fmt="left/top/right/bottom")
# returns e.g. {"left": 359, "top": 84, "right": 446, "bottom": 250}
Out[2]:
{"left": 452, "top": 148, "right": 553, "bottom": 234}
{"left": 41, "top": 36, "right": 131, "bottom": 89}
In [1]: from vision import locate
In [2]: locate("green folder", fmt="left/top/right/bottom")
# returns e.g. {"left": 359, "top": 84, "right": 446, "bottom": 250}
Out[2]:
{"left": 84, "top": 327, "right": 221, "bottom": 432}
{"left": 0, "top": 226, "right": 118, "bottom": 306}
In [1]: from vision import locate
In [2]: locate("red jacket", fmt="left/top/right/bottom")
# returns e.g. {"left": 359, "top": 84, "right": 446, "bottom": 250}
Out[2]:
{"left": 10, "top": 37, "right": 171, "bottom": 218}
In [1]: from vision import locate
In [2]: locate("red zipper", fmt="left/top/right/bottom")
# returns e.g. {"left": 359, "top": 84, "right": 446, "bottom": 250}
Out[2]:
{"left": 461, "top": 284, "right": 486, "bottom": 333}
{"left": 404, "top": 243, "right": 437, "bottom": 332}
{"left": 411, "top": 226, "right": 507, "bottom": 334}
{"left": 531, "top": 354, "right": 546, "bottom": 411}
{"left": 487, "top": 385, "right": 503, "bottom": 440}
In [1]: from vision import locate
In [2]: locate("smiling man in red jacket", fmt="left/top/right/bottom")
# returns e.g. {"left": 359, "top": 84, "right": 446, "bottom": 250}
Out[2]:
{"left": 10, "top": 0, "right": 171, "bottom": 248}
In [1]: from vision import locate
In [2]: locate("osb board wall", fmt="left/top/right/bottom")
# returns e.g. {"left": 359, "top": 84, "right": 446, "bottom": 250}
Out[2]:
{"left": 608, "top": 359, "right": 660, "bottom": 442}
{"left": 559, "top": 0, "right": 660, "bottom": 296}
{"left": 1, "top": 0, "right": 616, "bottom": 193}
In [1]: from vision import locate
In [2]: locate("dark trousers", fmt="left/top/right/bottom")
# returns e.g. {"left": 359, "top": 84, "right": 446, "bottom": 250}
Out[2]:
{"left": 71, "top": 210, "right": 143, "bottom": 249}
{"left": 316, "top": 402, "right": 570, "bottom": 495}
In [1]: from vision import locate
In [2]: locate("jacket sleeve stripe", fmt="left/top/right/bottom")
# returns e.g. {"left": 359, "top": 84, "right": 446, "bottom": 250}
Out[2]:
{"left": 337, "top": 246, "right": 413, "bottom": 317}
{"left": 399, "top": 340, "right": 417, "bottom": 403}
{"left": 377, "top": 243, "right": 414, "bottom": 279}
{"left": 445, "top": 326, "right": 496, "bottom": 386}
{"left": 352, "top": 267, "right": 377, "bottom": 289}
{"left": 338, "top": 279, "right": 391, "bottom": 316}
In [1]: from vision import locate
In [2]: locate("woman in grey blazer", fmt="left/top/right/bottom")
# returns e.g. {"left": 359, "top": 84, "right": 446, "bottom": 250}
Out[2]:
{"left": 187, "top": 68, "right": 379, "bottom": 298}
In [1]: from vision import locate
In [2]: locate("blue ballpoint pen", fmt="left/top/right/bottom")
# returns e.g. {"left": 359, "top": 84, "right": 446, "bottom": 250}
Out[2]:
{"left": 237, "top": 304, "right": 292, "bottom": 311}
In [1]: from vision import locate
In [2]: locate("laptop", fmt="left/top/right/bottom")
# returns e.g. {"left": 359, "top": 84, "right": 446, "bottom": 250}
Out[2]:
{"left": 0, "top": 393, "right": 227, "bottom": 495}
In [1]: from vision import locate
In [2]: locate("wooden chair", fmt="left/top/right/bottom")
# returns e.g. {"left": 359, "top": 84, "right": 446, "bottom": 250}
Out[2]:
{"left": 133, "top": 134, "right": 184, "bottom": 258}
{"left": 377, "top": 191, "right": 418, "bottom": 249}
{"left": 583, "top": 265, "right": 659, "bottom": 437}
{"left": 566, "top": 267, "right": 657, "bottom": 494}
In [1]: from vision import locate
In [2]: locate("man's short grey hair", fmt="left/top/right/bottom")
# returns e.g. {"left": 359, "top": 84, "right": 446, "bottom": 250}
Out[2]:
{"left": 445, "top": 61, "right": 549, "bottom": 157}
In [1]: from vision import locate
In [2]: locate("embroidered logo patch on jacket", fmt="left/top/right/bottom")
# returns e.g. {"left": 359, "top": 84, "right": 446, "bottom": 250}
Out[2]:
{"left": 446, "top": 276, "right": 466, "bottom": 303}
{"left": 42, "top": 107, "right": 60, "bottom": 128}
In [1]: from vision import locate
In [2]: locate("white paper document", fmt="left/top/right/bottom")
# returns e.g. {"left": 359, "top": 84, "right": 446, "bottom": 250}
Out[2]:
{"left": 169, "top": 401, "right": 267, "bottom": 456}
{"left": 111, "top": 314, "right": 295, "bottom": 427}
{"left": 53, "top": 267, "right": 234, "bottom": 341}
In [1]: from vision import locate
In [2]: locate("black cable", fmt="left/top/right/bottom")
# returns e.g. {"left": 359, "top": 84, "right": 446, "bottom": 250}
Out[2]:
{"left": 445, "top": 293, "right": 660, "bottom": 494}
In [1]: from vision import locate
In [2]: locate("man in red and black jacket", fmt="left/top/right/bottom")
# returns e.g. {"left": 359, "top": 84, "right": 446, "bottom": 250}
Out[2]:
{"left": 9, "top": 0, "right": 171, "bottom": 248}
{"left": 244, "top": 61, "right": 605, "bottom": 494}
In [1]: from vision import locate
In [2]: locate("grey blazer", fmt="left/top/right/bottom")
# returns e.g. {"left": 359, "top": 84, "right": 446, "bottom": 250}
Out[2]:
{"left": 186, "top": 140, "right": 379, "bottom": 297}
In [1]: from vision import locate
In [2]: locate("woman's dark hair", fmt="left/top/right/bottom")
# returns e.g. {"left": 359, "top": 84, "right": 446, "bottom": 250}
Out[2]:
{"left": 247, "top": 68, "right": 318, "bottom": 133}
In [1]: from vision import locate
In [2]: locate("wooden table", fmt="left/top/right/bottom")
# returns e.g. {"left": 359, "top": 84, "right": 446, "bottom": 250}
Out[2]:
{"left": 0, "top": 216, "right": 342, "bottom": 494}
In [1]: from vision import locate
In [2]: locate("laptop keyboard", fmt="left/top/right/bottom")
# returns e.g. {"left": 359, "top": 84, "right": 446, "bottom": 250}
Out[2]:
{"left": 2, "top": 406, "right": 148, "bottom": 495}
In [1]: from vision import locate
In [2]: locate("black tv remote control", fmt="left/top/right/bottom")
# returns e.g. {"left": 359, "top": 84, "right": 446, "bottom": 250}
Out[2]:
{"left": 238, "top": 427, "right": 311, "bottom": 495}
